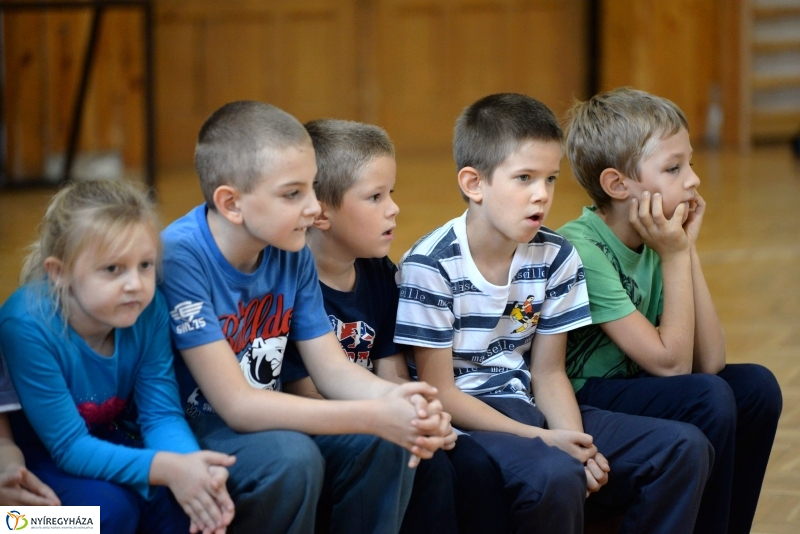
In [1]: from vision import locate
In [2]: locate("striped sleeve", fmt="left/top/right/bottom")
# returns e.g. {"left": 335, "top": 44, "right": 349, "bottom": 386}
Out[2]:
{"left": 536, "top": 234, "right": 592, "bottom": 334}
{"left": 395, "top": 253, "right": 455, "bottom": 348}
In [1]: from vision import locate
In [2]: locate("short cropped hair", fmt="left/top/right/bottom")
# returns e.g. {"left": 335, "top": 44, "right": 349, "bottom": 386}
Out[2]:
{"left": 304, "top": 119, "right": 395, "bottom": 209}
{"left": 454, "top": 93, "right": 563, "bottom": 198}
{"left": 566, "top": 87, "right": 689, "bottom": 209}
{"left": 195, "top": 100, "right": 311, "bottom": 208}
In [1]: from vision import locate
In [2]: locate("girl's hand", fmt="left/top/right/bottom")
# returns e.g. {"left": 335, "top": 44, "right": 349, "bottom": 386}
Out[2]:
{"left": 0, "top": 464, "right": 61, "bottom": 506}
{"left": 152, "top": 451, "right": 235, "bottom": 534}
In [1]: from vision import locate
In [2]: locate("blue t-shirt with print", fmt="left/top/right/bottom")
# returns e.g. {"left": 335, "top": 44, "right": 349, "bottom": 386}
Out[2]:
{"left": 159, "top": 205, "right": 332, "bottom": 418}
{"left": 283, "top": 257, "right": 404, "bottom": 383}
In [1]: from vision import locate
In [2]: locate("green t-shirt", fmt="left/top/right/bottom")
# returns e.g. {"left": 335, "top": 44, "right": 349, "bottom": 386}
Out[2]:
{"left": 558, "top": 207, "right": 664, "bottom": 392}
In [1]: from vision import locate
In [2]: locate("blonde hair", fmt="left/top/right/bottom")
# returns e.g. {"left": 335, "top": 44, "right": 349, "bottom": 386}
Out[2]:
{"left": 21, "top": 180, "right": 161, "bottom": 321}
{"left": 565, "top": 87, "right": 689, "bottom": 209}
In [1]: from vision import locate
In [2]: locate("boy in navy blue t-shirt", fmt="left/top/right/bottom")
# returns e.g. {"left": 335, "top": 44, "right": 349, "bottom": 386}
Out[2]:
{"left": 283, "top": 119, "right": 510, "bottom": 534}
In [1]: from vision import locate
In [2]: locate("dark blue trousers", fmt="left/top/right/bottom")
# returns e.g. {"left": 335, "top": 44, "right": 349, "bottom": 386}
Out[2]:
{"left": 445, "top": 434, "right": 512, "bottom": 534}
{"left": 576, "top": 363, "right": 782, "bottom": 534}
{"left": 26, "top": 450, "right": 189, "bottom": 534}
{"left": 469, "top": 396, "right": 712, "bottom": 534}
{"left": 399, "top": 434, "right": 511, "bottom": 534}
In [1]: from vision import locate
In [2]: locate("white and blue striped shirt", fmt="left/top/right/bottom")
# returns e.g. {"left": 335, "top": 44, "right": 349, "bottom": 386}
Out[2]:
{"left": 395, "top": 212, "right": 591, "bottom": 402}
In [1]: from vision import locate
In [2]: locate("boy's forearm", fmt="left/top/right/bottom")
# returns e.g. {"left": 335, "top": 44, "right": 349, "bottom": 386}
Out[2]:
{"left": 531, "top": 372, "right": 584, "bottom": 433}
{"left": 655, "top": 250, "right": 695, "bottom": 373}
{"left": 414, "top": 346, "right": 542, "bottom": 438}
{"left": 223, "top": 387, "right": 390, "bottom": 435}
{"left": 313, "top": 358, "right": 396, "bottom": 400}
{"left": 438, "top": 384, "right": 543, "bottom": 438}
{"left": 689, "top": 246, "right": 726, "bottom": 373}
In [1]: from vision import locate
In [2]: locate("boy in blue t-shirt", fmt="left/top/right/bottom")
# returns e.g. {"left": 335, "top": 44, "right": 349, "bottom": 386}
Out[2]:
{"left": 394, "top": 93, "right": 714, "bottom": 533}
{"left": 159, "top": 101, "right": 451, "bottom": 534}
{"left": 559, "top": 87, "right": 782, "bottom": 534}
{"left": 282, "top": 118, "right": 511, "bottom": 534}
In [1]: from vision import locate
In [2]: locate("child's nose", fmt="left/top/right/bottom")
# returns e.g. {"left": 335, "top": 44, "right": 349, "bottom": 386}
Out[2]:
{"left": 125, "top": 272, "right": 143, "bottom": 291}
{"left": 531, "top": 181, "right": 549, "bottom": 203}
{"left": 387, "top": 198, "right": 400, "bottom": 217}
{"left": 687, "top": 168, "right": 701, "bottom": 189}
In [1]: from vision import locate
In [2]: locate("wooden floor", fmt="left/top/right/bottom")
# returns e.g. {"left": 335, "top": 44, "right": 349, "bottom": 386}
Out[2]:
{"left": 1, "top": 145, "right": 799, "bottom": 532}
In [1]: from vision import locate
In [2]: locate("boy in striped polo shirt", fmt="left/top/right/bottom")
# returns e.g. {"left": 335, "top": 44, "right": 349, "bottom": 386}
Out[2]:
{"left": 394, "top": 93, "right": 713, "bottom": 534}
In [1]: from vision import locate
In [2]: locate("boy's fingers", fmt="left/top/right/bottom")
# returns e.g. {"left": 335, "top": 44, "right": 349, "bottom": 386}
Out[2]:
{"left": 407, "top": 453, "right": 421, "bottom": 468}
{"left": 586, "top": 458, "right": 608, "bottom": 486}
{"left": 400, "top": 380, "right": 439, "bottom": 401}
{"left": 408, "top": 393, "right": 429, "bottom": 418}
{"left": 594, "top": 452, "right": 610, "bottom": 472}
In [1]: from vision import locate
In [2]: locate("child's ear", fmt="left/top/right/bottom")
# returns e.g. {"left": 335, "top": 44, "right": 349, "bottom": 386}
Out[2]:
{"left": 599, "top": 168, "right": 631, "bottom": 201}
{"left": 213, "top": 185, "right": 243, "bottom": 225}
{"left": 312, "top": 201, "right": 331, "bottom": 231}
{"left": 458, "top": 166, "right": 483, "bottom": 203}
{"left": 43, "top": 256, "right": 65, "bottom": 286}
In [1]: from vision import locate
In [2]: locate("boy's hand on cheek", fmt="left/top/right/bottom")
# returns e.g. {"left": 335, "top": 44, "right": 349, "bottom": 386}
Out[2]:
{"left": 682, "top": 193, "right": 706, "bottom": 246}
{"left": 629, "top": 192, "right": 689, "bottom": 257}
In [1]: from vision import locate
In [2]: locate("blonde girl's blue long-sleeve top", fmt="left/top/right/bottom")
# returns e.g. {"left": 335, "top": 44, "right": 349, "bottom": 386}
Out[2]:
{"left": 0, "top": 284, "right": 199, "bottom": 499}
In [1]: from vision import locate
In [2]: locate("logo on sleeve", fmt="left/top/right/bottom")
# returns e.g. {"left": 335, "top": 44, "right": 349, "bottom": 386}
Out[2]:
{"left": 170, "top": 301, "right": 207, "bottom": 334}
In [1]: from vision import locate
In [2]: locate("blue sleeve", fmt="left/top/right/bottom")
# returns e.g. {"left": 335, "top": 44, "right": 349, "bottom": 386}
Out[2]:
{"left": 287, "top": 248, "right": 333, "bottom": 342}
{"left": 133, "top": 293, "right": 199, "bottom": 455}
{"left": 160, "top": 236, "right": 226, "bottom": 350}
{"left": 1, "top": 315, "right": 157, "bottom": 498}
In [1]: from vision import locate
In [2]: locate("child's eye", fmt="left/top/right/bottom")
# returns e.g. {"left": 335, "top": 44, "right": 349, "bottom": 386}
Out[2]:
{"left": 140, "top": 260, "right": 155, "bottom": 270}
{"left": 517, "top": 174, "right": 530, "bottom": 182}
{"left": 369, "top": 193, "right": 381, "bottom": 202}
{"left": 546, "top": 175, "right": 558, "bottom": 184}
{"left": 667, "top": 165, "right": 680, "bottom": 173}
{"left": 284, "top": 190, "right": 299, "bottom": 199}
{"left": 104, "top": 265, "right": 120, "bottom": 274}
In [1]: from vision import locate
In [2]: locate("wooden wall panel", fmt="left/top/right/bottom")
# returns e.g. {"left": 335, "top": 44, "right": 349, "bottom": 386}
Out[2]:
{"left": 154, "top": 0, "right": 358, "bottom": 167}
{"left": 599, "top": 0, "right": 736, "bottom": 146}
{"left": 2, "top": 8, "right": 146, "bottom": 182}
{"left": 376, "top": 0, "right": 588, "bottom": 153}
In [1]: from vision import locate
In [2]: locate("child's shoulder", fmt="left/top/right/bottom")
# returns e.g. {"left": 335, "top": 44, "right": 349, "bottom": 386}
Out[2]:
{"left": 400, "top": 215, "right": 463, "bottom": 266}
{"left": 161, "top": 205, "right": 206, "bottom": 247}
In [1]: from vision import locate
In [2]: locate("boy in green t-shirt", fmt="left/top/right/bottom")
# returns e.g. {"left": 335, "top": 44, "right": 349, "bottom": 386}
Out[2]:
{"left": 559, "top": 87, "right": 782, "bottom": 534}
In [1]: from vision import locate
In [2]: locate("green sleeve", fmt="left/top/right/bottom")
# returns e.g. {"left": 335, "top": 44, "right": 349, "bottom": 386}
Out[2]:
{"left": 572, "top": 239, "right": 637, "bottom": 325}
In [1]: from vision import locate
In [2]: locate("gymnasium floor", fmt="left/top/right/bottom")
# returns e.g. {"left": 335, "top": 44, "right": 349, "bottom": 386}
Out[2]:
{"left": 1, "top": 144, "right": 798, "bottom": 532}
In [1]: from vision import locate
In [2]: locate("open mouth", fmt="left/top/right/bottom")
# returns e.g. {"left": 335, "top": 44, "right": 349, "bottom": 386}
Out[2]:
{"left": 383, "top": 228, "right": 395, "bottom": 237}
{"left": 528, "top": 213, "right": 543, "bottom": 223}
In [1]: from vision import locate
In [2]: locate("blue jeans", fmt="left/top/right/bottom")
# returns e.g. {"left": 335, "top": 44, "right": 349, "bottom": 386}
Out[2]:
{"left": 576, "top": 363, "right": 782, "bottom": 534}
{"left": 190, "top": 415, "right": 414, "bottom": 534}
